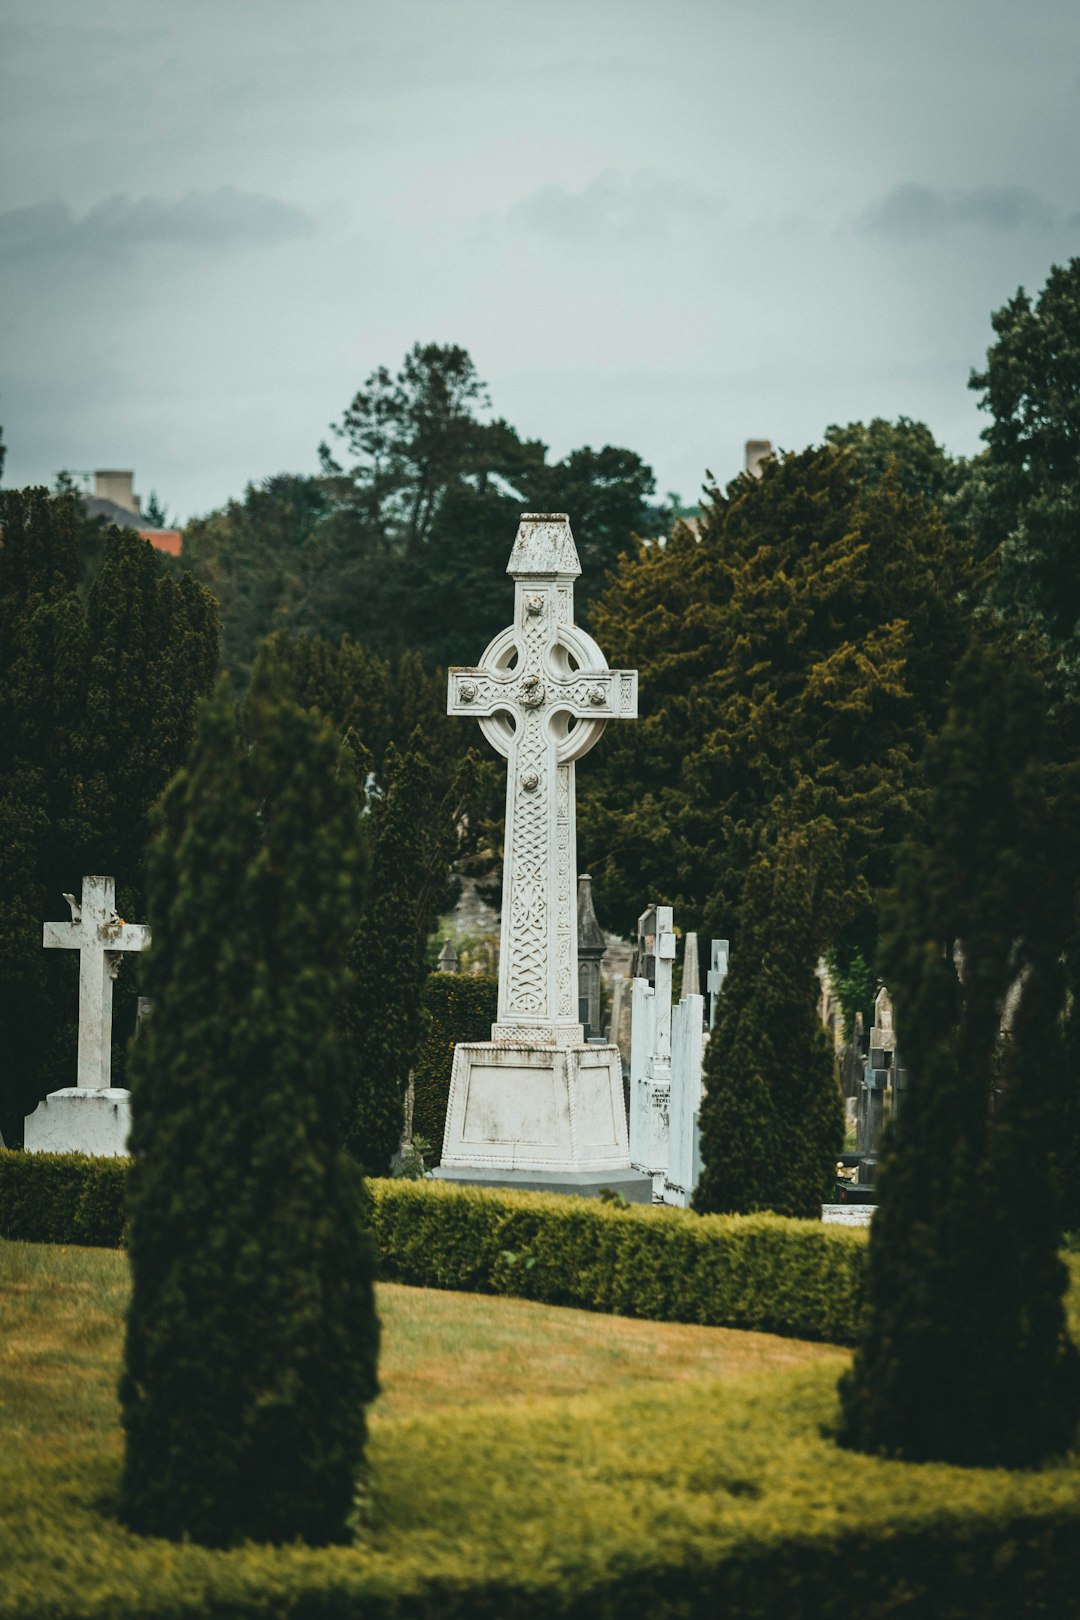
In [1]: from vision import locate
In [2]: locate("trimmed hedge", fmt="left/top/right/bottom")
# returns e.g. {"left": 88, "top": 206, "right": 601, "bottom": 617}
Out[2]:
{"left": 372, "top": 1179, "right": 867, "bottom": 1342}
{"left": 411, "top": 971, "right": 498, "bottom": 1163}
{"left": 0, "top": 1149, "right": 865, "bottom": 1342}
{"left": 0, "top": 1150, "right": 128, "bottom": 1246}
{"left": 13, "top": 1153, "right": 1076, "bottom": 1350}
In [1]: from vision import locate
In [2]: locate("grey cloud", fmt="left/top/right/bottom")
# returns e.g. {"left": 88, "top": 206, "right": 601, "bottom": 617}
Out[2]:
{"left": 506, "top": 170, "right": 724, "bottom": 242}
{"left": 0, "top": 187, "right": 315, "bottom": 264}
{"left": 858, "top": 181, "right": 1074, "bottom": 239}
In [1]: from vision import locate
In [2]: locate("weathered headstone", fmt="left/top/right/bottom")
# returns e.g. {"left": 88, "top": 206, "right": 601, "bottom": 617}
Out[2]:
{"left": 437, "top": 939, "right": 459, "bottom": 974}
{"left": 437, "top": 515, "right": 646, "bottom": 1197}
{"left": 629, "top": 903, "right": 675, "bottom": 1196}
{"left": 682, "top": 931, "right": 701, "bottom": 998}
{"left": 24, "top": 876, "right": 151, "bottom": 1156}
{"left": 857, "top": 985, "right": 899, "bottom": 1181}
{"left": 707, "top": 937, "right": 729, "bottom": 1029}
{"left": 664, "top": 987, "right": 705, "bottom": 1207}
{"left": 576, "top": 873, "right": 606, "bottom": 1039}
{"left": 607, "top": 972, "right": 632, "bottom": 1068}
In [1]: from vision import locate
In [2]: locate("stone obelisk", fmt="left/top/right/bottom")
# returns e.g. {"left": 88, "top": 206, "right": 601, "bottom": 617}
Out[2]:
{"left": 437, "top": 514, "right": 648, "bottom": 1197}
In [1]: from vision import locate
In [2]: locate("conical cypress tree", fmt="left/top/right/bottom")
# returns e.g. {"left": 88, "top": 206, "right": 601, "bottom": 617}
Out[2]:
{"left": 838, "top": 641, "right": 1080, "bottom": 1466}
{"left": 694, "top": 815, "right": 845, "bottom": 1217}
{"left": 120, "top": 671, "right": 378, "bottom": 1546}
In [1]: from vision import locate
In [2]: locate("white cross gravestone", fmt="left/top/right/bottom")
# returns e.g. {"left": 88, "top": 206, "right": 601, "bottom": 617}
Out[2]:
{"left": 24, "top": 876, "right": 151, "bottom": 1157}
{"left": 437, "top": 514, "right": 646, "bottom": 1195}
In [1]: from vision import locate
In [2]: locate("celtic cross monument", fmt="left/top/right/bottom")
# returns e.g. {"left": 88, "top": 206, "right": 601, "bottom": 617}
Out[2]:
{"left": 438, "top": 513, "right": 646, "bottom": 1193}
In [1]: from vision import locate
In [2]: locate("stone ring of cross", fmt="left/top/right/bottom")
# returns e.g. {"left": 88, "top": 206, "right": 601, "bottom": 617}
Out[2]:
{"left": 454, "top": 621, "right": 618, "bottom": 766}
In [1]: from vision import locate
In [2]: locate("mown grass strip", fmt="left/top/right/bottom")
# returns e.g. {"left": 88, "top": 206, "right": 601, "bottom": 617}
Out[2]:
{"left": 1, "top": 1237, "right": 1079, "bottom": 1618}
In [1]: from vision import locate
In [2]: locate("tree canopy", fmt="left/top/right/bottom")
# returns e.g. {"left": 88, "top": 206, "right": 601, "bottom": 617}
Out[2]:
{"left": 969, "top": 256, "right": 1080, "bottom": 670}
{"left": 185, "top": 343, "right": 659, "bottom": 681}
{"left": 577, "top": 443, "right": 976, "bottom": 948}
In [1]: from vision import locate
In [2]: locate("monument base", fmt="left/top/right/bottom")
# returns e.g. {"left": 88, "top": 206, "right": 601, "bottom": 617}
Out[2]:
{"left": 439, "top": 1039, "right": 633, "bottom": 1181}
{"left": 24, "top": 1088, "right": 132, "bottom": 1157}
{"left": 822, "top": 1202, "right": 875, "bottom": 1226}
{"left": 432, "top": 1164, "right": 654, "bottom": 1203}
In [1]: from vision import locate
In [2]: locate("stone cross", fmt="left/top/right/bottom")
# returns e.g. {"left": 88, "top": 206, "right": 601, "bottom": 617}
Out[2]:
{"left": 43, "top": 876, "right": 151, "bottom": 1090}
{"left": 448, "top": 514, "right": 637, "bottom": 1044}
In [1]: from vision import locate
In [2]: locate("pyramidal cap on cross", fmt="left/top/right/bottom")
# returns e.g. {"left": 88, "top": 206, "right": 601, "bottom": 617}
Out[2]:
{"left": 448, "top": 513, "right": 637, "bottom": 1047}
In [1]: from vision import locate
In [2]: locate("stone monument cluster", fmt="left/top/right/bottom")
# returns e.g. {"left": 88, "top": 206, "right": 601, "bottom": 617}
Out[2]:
{"left": 627, "top": 904, "right": 728, "bottom": 1206}
{"left": 16, "top": 510, "right": 886, "bottom": 1229}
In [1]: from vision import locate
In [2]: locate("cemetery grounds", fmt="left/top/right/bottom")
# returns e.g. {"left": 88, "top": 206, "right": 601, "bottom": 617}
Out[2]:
{"left": 2, "top": 1227, "right": 1080, "bottom": 1618}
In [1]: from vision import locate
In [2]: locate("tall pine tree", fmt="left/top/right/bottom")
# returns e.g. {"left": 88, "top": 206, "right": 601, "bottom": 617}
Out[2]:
{"left": 120, "top": 672, "right": 379, "bottom": 1545}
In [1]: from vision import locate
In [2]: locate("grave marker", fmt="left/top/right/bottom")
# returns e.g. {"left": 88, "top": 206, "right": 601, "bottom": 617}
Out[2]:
{"left": 438, "top": 515, "right": 646, "bottom": 1197}
{"left": 25, "top": 876, "right": 150, "bottom": 1156}
{"left": 629, "top": 903, "right": 676, "bottom": 1196}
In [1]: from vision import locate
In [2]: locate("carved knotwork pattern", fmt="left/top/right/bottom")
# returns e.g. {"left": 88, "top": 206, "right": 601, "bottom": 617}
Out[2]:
{"left": 506, "top": 610, "right": 549, "bottom": 1014}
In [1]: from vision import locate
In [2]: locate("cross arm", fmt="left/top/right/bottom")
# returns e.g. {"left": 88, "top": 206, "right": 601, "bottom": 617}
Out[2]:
{"left": 550, "top": 668, "right": 639, "bottom": 722}
{"left": 106, "top": 923, "right": 151, "bottom": 953}
{"left": 447, "top": 667, "right": 516, "bottom": 719}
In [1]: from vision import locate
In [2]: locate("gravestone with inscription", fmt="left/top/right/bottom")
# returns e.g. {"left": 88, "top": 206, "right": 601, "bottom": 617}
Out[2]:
{"left": 437, "top": 515, "right": 648, "bottom": 1197}
{"left": 24, "top": 876, "right": 151, "bottom": 1156}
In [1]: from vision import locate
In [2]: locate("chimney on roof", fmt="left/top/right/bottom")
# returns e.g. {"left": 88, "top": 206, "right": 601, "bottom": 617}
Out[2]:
{"left": 93, "top": 470, "right": 140, "bottom": 514}
{"left": 744, "top": 440, "right": 772, "bottom": 479}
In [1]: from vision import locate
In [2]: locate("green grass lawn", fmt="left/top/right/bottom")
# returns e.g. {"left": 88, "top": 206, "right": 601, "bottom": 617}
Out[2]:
{"left": 2, "top": 1240, "right": 1080, "bottom": 1619}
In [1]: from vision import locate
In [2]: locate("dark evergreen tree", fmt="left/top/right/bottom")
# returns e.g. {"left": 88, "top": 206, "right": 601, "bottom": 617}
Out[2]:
{"left": 120, "top": 672, "right": 378, "bottom": 1546}
{"left": 838, "top": 640, "right": 1080, "bottom": 1467}
{"left": 345, "top": 737, "right": 468, "bottom": 1174}
{"left": 0, "top": 491, "right": 218, "bottom": 1142}
{"left": 183, "top": 473, "right": 332, "bottom": 688}
{"left": 579, "top": 445, "right": 975, "bottom": 944}
{"left": 968, "top": 258, "right": 1080, "bottom": 669}
{"left": 694, "top": 812, "right": 845, "bottom": 1217}
{"left": 824, "top": 415, "right": 966, "bottom": 508}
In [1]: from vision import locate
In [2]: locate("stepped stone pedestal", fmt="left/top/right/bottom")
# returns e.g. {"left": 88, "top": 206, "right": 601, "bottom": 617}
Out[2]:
{"left": 435, "top": 515, "right": 650, "bottom": 1201}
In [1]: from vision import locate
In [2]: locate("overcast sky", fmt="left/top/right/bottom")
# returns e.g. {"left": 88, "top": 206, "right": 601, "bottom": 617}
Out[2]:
{"left": 2, "top": 0, "right": 1079, "bottom": 522}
